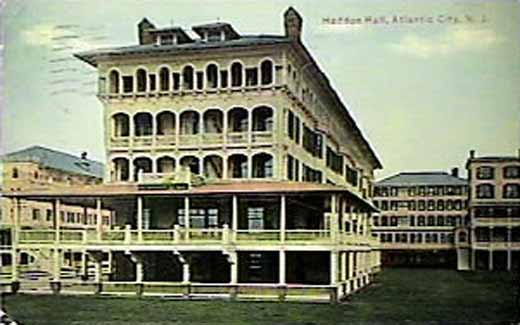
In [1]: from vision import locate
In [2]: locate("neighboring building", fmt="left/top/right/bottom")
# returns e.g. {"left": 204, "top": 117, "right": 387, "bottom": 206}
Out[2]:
{"left": 372, "top": 169, "right": 468, "bottom": 268}
{"left": 459, "top": 150, "right": 520, "bottom": 271}
{"left": 0, "top": 146, "right": 110, "bottom": 279}
{"left": 4, "top": 8, "right": 382, "bottom": 302}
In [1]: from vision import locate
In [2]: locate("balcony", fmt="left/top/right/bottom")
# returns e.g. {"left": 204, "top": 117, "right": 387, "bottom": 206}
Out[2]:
{"left": 17, "top": 228, "right": 373, "bottom": 247}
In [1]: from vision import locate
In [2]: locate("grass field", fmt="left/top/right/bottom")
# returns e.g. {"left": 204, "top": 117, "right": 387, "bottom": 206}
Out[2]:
{"left": 2, "top": 268, "right": 517, "bottom": 324}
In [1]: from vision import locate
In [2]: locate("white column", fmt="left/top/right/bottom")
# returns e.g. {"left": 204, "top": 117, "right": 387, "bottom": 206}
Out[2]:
{"left": 182, "top": 263, "right": 190, "bottom": 284}
{"left": 175, "top": 113, "right": 180, "bottom": 150}
{"left": 330, "top": 251, "right": 338, "bottom": 285}
{"left": 488, "top": 250, "right": 493, "bottom": 271}
{"left": 279, "top": 250, "right": 286, "bottom": 285}
{"left": 280, "top": 195, "right": 286, "bottom": 243}
{"left": 232, "top": 195, "right": 238, "bottom": 242}
{"left": 53, "top": 248, "right": 61, "bottom": 281}
{"left": 137, "top": 197, "right": 143, "bottom": 242}
{"left": 222, "top": 155, "right": 228, "bottom": 179}
{"left": 55, "top": 199, "right": 61, "bottom": 242}
{"left": 184, "top": 196, "right": 190, "bottom": 240}
{"left": 341, "top": 252, "right": 347, "bottom": 282}
{"left": 247, "top": 155, "right": 253, "bottom": 179}
{"left": 96, "top": 198, "right": 102, "bottom": 241}
{"left": 11, "top": 198, "right": 20, "bottom": 281}
{"left": 507, "top": 250, "right": 512, "bottom": 271}
{"left": 230, "top": 252, "right": 238, "bottom": 284}
{"left": 348, "top": 252, "right": 354, "bottom": 279}
{"left": 136, "top": 258, "right": 144, "bottom": 283}
{"left": 247, "top": 110, "right": 253, "bottom": 145}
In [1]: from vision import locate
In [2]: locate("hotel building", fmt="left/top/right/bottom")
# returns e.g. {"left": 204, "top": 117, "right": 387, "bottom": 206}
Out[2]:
{"left": 372, "top": 169, "right": 469, "bottom": 267}
{"left": 460, "top": 150, "right": 520, "bottom": 271}
{"left": 4, "top": 8, "right": 382, "bottom": 302}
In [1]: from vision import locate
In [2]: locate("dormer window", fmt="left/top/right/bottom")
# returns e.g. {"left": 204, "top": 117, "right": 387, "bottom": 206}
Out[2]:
{"left": 207, "top": 30, "right": 222, "bottom": 42}
{"left": 160, "top": 34, "right": 174, "bottom": 45}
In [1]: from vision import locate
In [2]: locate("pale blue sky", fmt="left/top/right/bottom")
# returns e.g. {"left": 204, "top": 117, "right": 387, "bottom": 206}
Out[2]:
{"left": 1, "top": 0, "right": 519, "bottom": 178}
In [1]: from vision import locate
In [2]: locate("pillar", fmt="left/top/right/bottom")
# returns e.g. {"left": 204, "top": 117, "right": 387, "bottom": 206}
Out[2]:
{"left": 279, "top": 250, "right": 286, "bottom": 285}
{"left": 136, "top": 258, "right": 144, "bottom": 283}
{"left": 280, "top": 195, "right": 286, "bottom": 242}
{"left": 11, "top": 198, "right": 20, "bottom": 284}
{"left": 184, "top": 196, "right": 190, "bottom": 240}
{"left": 96, "top": 198, "right": 102, "bottom": 241}
{"left": 182, "top": 263, "right": 190, "bottom": 284}
{"left": 348, "top": 252, "right": 354, "bottom": 279}
{"left": 330, "top": 251, "right": 338, "bottom": 285}
{"left": 137, "top": 196, "right": 143, "bottom": 242}
{"left": 54, "top": 199, "right": 61, "bottom": 242}
{"left": 229, "top": 252, "right": 238, "bottom": 284}
{"left": 232, "top": 195, "right": 238, "bottom": 242}
{"left": 488, "top": 250, "right": 493, "bottom": 271}
{"left": 507, "top": 250, "right": 512, "bottom": 271}
{"left": 341, "top": 252, "right": 347, "bottom": 282}
{"left": 471, "top": 249, "right": 476, "bottom": 270}
{"left": 52, "top": 248, "right": 61, "bottom": 282}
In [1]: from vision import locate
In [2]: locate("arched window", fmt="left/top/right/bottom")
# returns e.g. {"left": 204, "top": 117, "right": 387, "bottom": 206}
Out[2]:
{"left": 203, "top": 155, "right": 223, "bottom": 179}
{"left": 227, "top": 107, "right": 248, "bottom": 132}
{"left": 182, "top": 66, "right": 194, "bottom": 90}
{"left": 133, "top": 157, "right": 153, "bottom": 181}
{"left": 230, "top": 62, "right": 243, "bottom": 87}
{"left": 459, "top": 232, "right": 467, "bottom": 243}
{"left": 180, "top": 111, "right": 200, "bottom": 134}
{"left": 476, "top": 184, "right": 495, "bottom": 199}
{"left": 260, "top": 60, "right": 273, "bottom": 85}
{"left": 133, "top": 113, "right": 153, "bottom": 136}
{"left": 112, "top": 113, "right": 130, "bottom": 137}
{"left": 112, "top": 157, "right": 129, "bottom": 182}
{"left": 206, "top": 64, "right": 218, "bottom": 89}
{"left": 159, "top": 67, "right": 170, "bottom": 91}
{"left": 109, "top": 70, "right": 120, "bottom": 93}
{"left": 228, "top": 154, "right": 248, "bottom": 178}
{"left": 503, "top": 184, "right": 520, "bottom": 199}
{"left": 156, "top": 111, "right": 175, "bottom": 135}
{"left": 157, "top": 156, "right": 176, "bottom": 173}
{"left": 252, "top": 106, "right": 273, "bottom": 131}
{"left": 136, "top": 69, "right": 147, "bottom": 92}
{"left": 203, "top": 109, "right": 223, "bottom": 133}
{"left": 180, "top": 156, "right": 200, "bottom": 175}
{"left": 252, "top": 153, "right": 273, "bottom": 178}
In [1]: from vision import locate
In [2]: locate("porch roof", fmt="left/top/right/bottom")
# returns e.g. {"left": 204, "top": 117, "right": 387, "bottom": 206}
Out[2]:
{"left": 2, "top": 181, "right": 377, "bottom": 211}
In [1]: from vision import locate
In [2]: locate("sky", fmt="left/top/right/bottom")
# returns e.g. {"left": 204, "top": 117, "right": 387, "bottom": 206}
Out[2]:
{"left": 1, "top": 0, "right": 519, "bottom": 179}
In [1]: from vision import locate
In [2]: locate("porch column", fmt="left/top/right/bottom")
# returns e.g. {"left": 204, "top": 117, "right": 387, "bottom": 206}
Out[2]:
{"left": 247, "top": 155, "right": 253, "bottom": 178}
{"left": 330, "top": 195, "right": 339, "bottom": 242}
{"left": 279, "top": 250, "right": 286, "bottom": 285}
{"left": 232, "top": 195, "right": 238, "bottom": 242}
{"left": 348, "top": 252, "right": 354, "bottom": 279}
{"left": 341, "top": 251, "right": 347, "bottom": 282}
{"left": 184, "top": 196, "right": 190, "bottom": 240}
{"left": 507, "top": 250, "right": 512, "bottom": 271}
{"left": 54, "top": 199, "right": 61, "bottom": 242}
{"left": 223, "top": 111, "right": 228, "bottom": 146}
{"left": 229, "top": 252, "right": 238, "bottom": 284}
{"left": 280, "top": 195, "right": 286, "bottom": 243}
{"left": 52, "top": 248, "right": 61, "bottom": 281}
{"left": 222, "top": 155, "right": 228, "bottom": 179}
{"left": 182, "top": 263, "right": 190, "bottom": 284}
{"left": 330, "top": 251, "right": 338, "bottom": 285}
{"left": 247, "top": 109, "right": 253, "bottom": 145}
{"left": 507, "top": 227, "right": 512, "bottom": 243}
{"left": 137, "top": 196, "right": 143, "bottom": 242}
{"left": 175, "top": 113, "right": 180, "bottom": 150}
{"left": 96, "top": 198, "right": 102, "bottom": 241}
{"left": 471, "top": 249, "right": 476, "bottom": 270}
{"left": 136, "top": 257, "right": 144, "bottom": 283}
{"left": 11, "top": 198, "right": 20, "bottom": 282}
{"left": 152, "top": 114, "right": 157, "bottom": 149}
{"left": 488, "top": 250, "right": 493, "bottom": 271}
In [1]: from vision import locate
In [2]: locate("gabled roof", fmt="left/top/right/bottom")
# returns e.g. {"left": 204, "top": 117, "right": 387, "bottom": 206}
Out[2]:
{"left": 376, "top": 172, "right": 467, "bottom": 186}
{"left": 192, "top": 22, "right": 240, "bottom": 39}
{"left": 2, "top": 146, "right": 104, "bottom": 179}
{"left": 148, "top": 26, "right": 194, "bottom": 44}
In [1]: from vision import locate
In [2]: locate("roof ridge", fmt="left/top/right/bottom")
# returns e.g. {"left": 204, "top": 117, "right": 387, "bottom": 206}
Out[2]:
{"left": 4, "top": 145, "right": 103, "bottom": 166}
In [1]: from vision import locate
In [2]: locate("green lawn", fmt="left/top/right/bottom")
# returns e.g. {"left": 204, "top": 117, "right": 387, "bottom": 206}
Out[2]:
{"left": 2, "top": 268, "right": 517, "bottom": 324}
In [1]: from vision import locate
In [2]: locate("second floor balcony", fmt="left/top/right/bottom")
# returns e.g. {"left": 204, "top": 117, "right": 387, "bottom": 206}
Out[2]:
{"left": 109, "top": 106, "right": 274, "bottom": 150}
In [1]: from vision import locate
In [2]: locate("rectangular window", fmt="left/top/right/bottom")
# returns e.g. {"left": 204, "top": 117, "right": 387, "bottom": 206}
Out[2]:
{"left": 504, "top": 166, "right": 520, "bottom": 179}
{"left": 46, "top": 209, "right": 53, "bottom": 221}
{"left": 477, "top": 166, "right": 495, "bottom": 180}
{"left": 326, "top": 147, "right": 343, "bottom": 175}
{"left": 418, "top": 200, "right": 426, "bottom": 211}
{"left": 160, "top": 34, "right": 174, "bottom": 45}
{"left": 288, "top": 111, "right": 294, "bottom": 140}
{"left": 32, "top": 209, "right": 41, "bottom": 221}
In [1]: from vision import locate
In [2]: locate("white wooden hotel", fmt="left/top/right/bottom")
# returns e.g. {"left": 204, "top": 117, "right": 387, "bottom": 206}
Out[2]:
{"left": 3, "top": 8, "right": 383, "bottom": 302}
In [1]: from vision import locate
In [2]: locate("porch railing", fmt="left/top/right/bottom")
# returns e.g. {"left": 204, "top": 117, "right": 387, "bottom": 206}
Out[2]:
{"left": 17, "top": 228, "right": 378, "bottom": 247}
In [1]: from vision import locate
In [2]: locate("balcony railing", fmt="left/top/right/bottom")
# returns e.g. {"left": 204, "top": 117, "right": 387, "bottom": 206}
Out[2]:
{"left": 17, "top": 228, "right": 376, "bottom": 247}
{"left": 109, "top": 132, "right": 274, "bottom": 149}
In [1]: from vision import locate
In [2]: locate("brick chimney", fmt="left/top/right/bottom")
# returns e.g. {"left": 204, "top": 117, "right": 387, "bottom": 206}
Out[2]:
{"left": 284, "top": 7, "right": 303, "bottom": 40}
{"left": 138, "top": 18, "right": 156, "bottom": 45}
{"left": 81, "top": 152, "right": 88, "bottom": 160}
{"left": 469, "top": 150, "right": 475, "bottom": 159}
